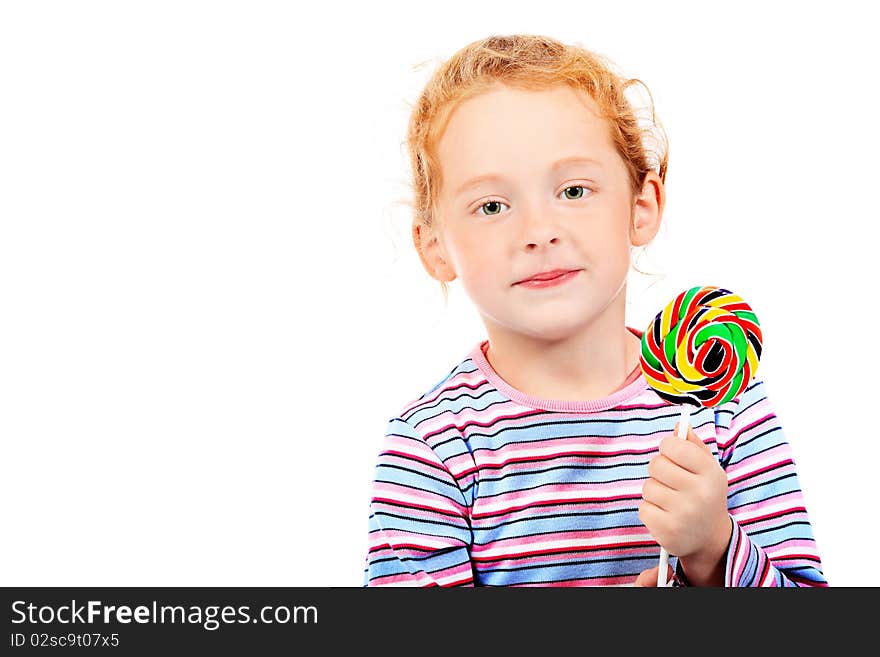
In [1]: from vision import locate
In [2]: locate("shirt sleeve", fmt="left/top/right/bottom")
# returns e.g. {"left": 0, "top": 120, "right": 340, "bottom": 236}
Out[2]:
{"left": 363, "top": 416, "right": 475, "bottom": 587}
{"left": 684, "top": 378, "right": 828, "bottom": 587}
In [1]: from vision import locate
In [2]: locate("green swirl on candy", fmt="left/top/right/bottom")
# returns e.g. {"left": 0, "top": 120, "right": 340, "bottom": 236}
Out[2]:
{"left": 639, "top": 286, "right": 762, "bottom": 407}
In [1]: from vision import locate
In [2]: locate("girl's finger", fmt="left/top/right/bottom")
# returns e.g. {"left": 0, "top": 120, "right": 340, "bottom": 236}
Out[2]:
{"left": 658, "top": 434, "right": 711, "bottom": 475}
{"left": 634, "top": 567, "right": 659, "bottom": 586}
{"left": 634, "top": 565, "right": 675, "bottom": 587}
{"left": 642, "top": 476, "right": 677, "bottom": 511}
{"left": 647, "top": 453, "right": 694, "bottom": 491}
{"left": 687, "top": 429, "right": 715, "bottom": 456}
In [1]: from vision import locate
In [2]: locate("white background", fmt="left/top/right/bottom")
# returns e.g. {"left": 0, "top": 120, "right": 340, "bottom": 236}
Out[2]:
{"left": 1, "top": 1, "right": 876, "bottom": 586}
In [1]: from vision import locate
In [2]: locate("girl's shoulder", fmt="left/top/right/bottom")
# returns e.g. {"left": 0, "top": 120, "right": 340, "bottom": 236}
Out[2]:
{"left": 394, "top": 342, "right": 488, "bottom": 423}
{"left": 712, "top": 375, "right": 771, "bottom": 421}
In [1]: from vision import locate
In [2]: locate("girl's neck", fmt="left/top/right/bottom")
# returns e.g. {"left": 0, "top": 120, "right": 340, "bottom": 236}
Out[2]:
{"left": 483, "top": 324, "right": 641, "bottom": 402}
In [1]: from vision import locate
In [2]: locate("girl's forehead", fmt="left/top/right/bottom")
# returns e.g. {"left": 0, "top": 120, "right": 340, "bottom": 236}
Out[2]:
{"left": 440, "top": 85, "right": 608, "bottom": 146}
{"left": 472, "top": 82, "right": 603, "bottom": 117}
{"left": 436, "top": 85, "right": 616, "bottom": 170}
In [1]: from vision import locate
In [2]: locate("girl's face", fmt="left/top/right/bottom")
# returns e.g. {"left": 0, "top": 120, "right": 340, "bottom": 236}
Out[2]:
{"left": 418, "top": 83, "right": 662, "bottom": 343}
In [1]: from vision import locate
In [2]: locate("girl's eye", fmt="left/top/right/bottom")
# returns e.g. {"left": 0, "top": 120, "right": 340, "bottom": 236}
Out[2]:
{"left": 476, "top": 200, "right": 509, "bottom": 216}
{"left": 473, "top": 186, "right": 591, "bottom": 216}
{"left": 562, "top": 185, "right": 587, "bottom": 200}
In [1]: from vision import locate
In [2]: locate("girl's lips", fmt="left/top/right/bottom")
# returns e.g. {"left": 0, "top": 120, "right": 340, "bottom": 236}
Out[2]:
{"left": 515, "top": 269, "right": 581, "bottom": 289}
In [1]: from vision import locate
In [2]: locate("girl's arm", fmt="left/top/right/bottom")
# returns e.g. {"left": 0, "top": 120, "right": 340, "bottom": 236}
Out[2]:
{"left": 363, "top": 417, "right": 475, "bottom": 587}
{"left": 676, "top": 379, "right": 827, "bottom": 587}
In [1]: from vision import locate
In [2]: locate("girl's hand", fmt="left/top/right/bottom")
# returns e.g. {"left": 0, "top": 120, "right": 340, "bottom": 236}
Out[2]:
{"left": 638, "top": 422, "right": 732, "bottom": 584}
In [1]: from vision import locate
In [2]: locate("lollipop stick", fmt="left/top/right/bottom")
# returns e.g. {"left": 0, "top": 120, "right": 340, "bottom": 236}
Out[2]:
{"left": 656, "top": 405, "right": 691, "bottom": 586}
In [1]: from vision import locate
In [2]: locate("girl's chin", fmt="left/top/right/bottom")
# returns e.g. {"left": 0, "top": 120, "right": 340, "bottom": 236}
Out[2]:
{"left": 506, "top": 318, "right": 591, "bottom": 342}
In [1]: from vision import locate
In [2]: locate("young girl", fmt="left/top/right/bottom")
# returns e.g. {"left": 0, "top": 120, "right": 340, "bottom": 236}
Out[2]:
{"left": 363, "top": 34, "right": 826, "bottom": 587}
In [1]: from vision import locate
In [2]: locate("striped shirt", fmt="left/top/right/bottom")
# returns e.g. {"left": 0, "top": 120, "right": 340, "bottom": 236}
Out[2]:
{"left": 364, "top": 327, "right": 827, "bottom": 587}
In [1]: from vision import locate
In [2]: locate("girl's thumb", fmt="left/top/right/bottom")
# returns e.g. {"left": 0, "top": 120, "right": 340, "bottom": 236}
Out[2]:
{"left": 634, "top": 564, "right": 675, "bottom": 587}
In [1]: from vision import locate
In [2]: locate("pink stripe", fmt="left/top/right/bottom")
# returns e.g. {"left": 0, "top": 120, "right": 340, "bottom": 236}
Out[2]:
{"left": 472, "top": 494, "right": 639, "bottom": 519}
{"left": 474, "top": 545, "right": 656, "bottom": 566}
{"left": 480, "top": 525, "right": 649, "bottom": 550}
{"left": 369, "top": 572, "right": 434, "bottom": 586}
{"left": 731, "top": 490, "right": 802, "bottom": 514}
{"left": 420, "top": 408, "right": 548, "bottom": 440}
{"left": 511, "top": 575, "right": 634, "bottom": 586}
{"left": 728, "top": 458, "right": 793, "bottom": 485}
{"left": 371, "top": 492, "right": 465, "bottom": 517}
{"left": 731, "top": 527, "right": 749, "bottom": 585}
{"left": 400, "top": 376, "right": 486, "bottom": 417}
{"left": 472, "top": 498, "right": 636, "bottom": 523}
{"left": 474, "top": 433, "right": 658, "bottom": 456}
{"left": 381, "top": 449, "right": 449, "bottom": 471}
{"left": 718, "top": 412, "right": 774, "bottom": 450}
{"left": 370, "top": 500, "right": 463, "bottom": 524}
{"left": 726, "top": 442, "right": 791, "bottom": 477}
{"left": 430, "top": 562, "right": 475, "bottom": 586}
{"left": 479, "top": 480, "right": 641, "bottom": 502}
{"left": 759, "top": 559, "right": 776, "bottom": 586}
{"left": 473, "top": 539, "right": 656, "bottom": 562}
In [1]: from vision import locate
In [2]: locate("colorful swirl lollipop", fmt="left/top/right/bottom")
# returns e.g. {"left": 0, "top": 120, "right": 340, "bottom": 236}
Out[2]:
{"left": 640, "top": 285, "right": 762, "bottom": 408}
{"left": 639, "top": 285, "right": 762, "bottom": 585}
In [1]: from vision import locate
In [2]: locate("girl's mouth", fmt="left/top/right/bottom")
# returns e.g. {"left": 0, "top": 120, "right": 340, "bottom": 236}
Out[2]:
{"left": 515, "top": 269, "right": 581, "bottom": 289}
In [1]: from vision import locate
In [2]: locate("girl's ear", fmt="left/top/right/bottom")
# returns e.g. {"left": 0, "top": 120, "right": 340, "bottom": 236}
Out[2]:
{"left": 630, "top": 170, "right": 665, "bottom": 247}
{"left": 412, "top": 221, "right": 457, "bottom": 283}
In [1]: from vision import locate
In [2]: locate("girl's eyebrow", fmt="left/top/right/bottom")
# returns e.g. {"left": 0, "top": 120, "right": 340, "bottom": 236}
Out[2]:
{"left": 453, "top": 156, "right": 604, "bottom": 197}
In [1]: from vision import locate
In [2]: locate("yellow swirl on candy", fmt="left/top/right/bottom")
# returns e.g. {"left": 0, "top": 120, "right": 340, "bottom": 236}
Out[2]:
{"left": 639, "top": 286, "right": 762, "bottom": 407}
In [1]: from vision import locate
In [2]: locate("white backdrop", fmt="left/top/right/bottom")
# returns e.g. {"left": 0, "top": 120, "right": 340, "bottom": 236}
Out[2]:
{"left": 1, "top": 0, "right": 876, "bottom": 586}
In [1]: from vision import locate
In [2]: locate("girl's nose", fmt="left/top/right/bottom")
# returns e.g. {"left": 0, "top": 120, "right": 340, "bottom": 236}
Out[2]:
{"left": 525, "top": 235, "right": 560, "bottom": 250}
{"left": 518, "top": 205, "right": 561, "bottom": 250}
